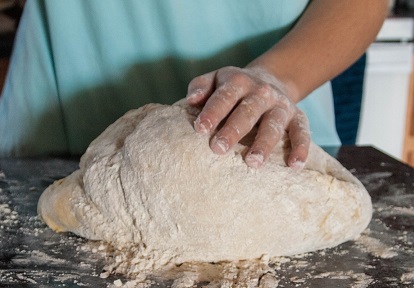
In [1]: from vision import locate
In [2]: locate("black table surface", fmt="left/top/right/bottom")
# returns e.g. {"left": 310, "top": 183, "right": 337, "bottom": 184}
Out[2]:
{"left": 0, "top": 146, "right": 413, "bottom": 287}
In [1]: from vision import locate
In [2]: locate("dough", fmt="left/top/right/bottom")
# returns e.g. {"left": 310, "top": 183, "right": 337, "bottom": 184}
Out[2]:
{"left": 38, "top": 101, "right": 372, "bottom": 265}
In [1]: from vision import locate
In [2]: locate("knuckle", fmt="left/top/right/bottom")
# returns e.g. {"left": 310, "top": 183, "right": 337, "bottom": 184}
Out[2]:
{"left": 189, "top": 72, "right": 215, "bottom": 88}
{"left": 188, "top": 78, "right": 200, "bottom": 90}
{"left": 279, "top": 96, "right": 293, "bottom": 110}
{"left": 269, "top": 107, "right": 288, "bottom": 123}
{"left": 226, "top": 124, "right": 242, "bottom": 137}
{"left": 189, "top": 75, "right": 204, "bottom": 85}
{"left": 268, "top": 119, "right": 285, "bottom": 135}
{"left": 269, "top": 91, "right": 293, "bottom": 110}
{"left": 197, "top": 75, "right": 211, "bottom": 85}
{"left": 241, "top": 94, "right": 267, "bottom": 111}
{"left": 226, "top": 72, "right": 251, "bottom": 86}
{"left": 293, "top": 113, "right": 310, "bottom": 132}
{"left": 188, "top": 79, "right": 207, "bottom": 93}
{"left": 239, "top": 99, "right": 260, "bottom": 123}
{"left": 290, "top": 126, "right": 311, "bottom": 143}
{"left": 240, "top": 96, "right": 256, "bottom": 107}
{"left": 296, "top": 109, "right": 309, "bottom": 124}
{"left": 216, "top": 86, "right": 239, "bottom": 105}
{"left": 255, "top": 83, "right": 273, "bottom": 99}
{"left": 253, "top": 94, "right": 267, "bottom": 107}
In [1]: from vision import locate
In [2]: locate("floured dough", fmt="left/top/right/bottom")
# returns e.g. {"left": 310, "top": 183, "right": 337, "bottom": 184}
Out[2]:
{"left": 38, "top": 101, "right": 372, "bottom": 265}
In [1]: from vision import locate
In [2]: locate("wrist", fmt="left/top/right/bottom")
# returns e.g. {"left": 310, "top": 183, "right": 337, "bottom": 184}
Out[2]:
{"left": 246, "top": 60, "right": 302, "bottom": 104}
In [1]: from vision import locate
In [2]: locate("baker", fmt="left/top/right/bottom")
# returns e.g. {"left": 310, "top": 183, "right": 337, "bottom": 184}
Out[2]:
{"left": 0, "top": 0, "right": 387, "bottom": 167}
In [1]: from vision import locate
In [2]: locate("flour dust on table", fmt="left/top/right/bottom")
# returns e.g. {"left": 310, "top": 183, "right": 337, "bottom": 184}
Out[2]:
{"left": 37, "top": 100, "right": 372, "bottom": 286}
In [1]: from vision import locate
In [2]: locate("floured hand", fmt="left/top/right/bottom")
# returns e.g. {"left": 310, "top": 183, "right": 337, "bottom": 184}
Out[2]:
{"left": 186, "top": 66, "right": 310, "bottom": 170}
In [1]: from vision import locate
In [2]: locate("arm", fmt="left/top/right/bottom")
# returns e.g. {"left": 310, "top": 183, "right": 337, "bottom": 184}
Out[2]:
{"left": 249, "top": 0, "right": 389, "bottom": 103}
{"left": 187, "top": 0, "right": 388, "bottom": 169}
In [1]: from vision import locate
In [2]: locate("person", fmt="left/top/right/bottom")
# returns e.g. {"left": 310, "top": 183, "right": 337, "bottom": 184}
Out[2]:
{"left": 0, "top": 0, "right": 388, "bottom": 169}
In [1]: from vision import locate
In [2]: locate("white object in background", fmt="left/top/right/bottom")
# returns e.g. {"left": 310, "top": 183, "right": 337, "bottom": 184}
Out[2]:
{"left": 376, "top": 17, "right": 414, "bottom": 42}
{"left": 357, "top": 18, "right": 414, "bottom": 160}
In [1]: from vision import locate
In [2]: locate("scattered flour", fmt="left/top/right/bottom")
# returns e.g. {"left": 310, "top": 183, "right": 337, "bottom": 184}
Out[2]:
{"left": 314, "top": 271, "right": 373, "bottom": 287}
{"left": 100, "top": 246, "right": 279, "bottom": 288}
{"left": 11, "top": 250, "right": 68, "bottom": 266}
{"left": 355, "top": 235, "right": 398, "bottom": 259}
{"left": 15, "top": 273, "right": 37, "bottom": 284}
{"left": 388, "top": 206, "right": 414, "bottom": 216}
{"left": 0, "top": 203, "right": 19, "bottom": 228}
{"left": 401, "top": 270, "right": 414, "bottom": 283}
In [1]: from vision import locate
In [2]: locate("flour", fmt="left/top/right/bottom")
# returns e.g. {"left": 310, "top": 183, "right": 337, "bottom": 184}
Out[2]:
{"left": 38, "top": 102, "right": 372, "bottom": 285}
{"left": 11, "top": 250, "right": 68, "bottom": 266}
{"left": 355, "top": 234, "right": 398, "bottom": 259}
{"left": 312, "top": 271, "right": 374, "bottom": 288}
{"left": 401, "top": 270, "right": 414, "bottom": 282}
{"left": 384, "top": 206, "right": 414, "bottom": 216}
{"left": 0, "top": 203, "right": 19, "bottom": 229}
{"left": 15, "top": 274, "right": 37, "bottom": 284}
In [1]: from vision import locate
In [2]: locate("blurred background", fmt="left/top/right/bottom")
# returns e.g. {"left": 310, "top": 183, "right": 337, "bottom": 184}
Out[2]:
{"left": 0, "top": 0, "right": 413, "bottom": 167}
{"left": 0, "top": 0, "right": 23, "bottom": 93}
{"left": 355, "top": 0, "right": 414, "bottom": 167}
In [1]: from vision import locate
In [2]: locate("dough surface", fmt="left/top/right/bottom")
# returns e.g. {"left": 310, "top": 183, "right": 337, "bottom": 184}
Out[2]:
{"left": 38, "top": 101, "right": 372, "bottom": 264}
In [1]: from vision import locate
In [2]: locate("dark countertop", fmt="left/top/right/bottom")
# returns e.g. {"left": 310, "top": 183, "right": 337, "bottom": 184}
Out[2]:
{"left": 0, "top": 146, "right": 414, "bottom": 287}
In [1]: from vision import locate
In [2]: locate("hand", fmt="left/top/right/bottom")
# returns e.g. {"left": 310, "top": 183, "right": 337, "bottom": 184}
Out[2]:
{"left": 186, "top": 66, "right": 310, "bottom": 170}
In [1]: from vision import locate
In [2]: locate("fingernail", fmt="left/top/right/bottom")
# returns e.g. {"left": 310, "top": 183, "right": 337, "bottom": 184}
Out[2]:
{"left": 211, "top": 136, "right": 229, "bottom": 154}
{"left": 290, "top": 160, "right": 305, "bottom": 171}
{"left": 194, "top": 118, "right": 212, "bottom": 134}
{"left": 245, "top": 151, "right": 264, "bottom": 168}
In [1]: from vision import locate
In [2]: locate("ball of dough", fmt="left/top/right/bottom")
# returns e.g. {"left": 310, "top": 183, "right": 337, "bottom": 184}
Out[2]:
{"left": 38, "top": 101, "right": 372, "bottom": 264}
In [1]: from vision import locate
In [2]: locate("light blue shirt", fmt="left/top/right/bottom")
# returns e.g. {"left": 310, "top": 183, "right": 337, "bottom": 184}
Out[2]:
{"left": 0, "top": 0, "right": 340, "bottom": 156}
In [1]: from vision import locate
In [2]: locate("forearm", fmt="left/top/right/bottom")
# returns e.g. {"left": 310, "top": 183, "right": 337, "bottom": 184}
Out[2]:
{"left": 248, "top": 0, "right": 389, "bottom": 103}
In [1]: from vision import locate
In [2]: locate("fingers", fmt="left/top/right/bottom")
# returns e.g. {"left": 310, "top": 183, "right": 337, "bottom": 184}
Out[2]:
{"left": 287, "top": 110, "right": 311, "bottom": 171}
{"left": 210, "top": 94, "right": 270, "bottom": 155}
{"left": 244, "top": 108, "right": 310, "bottom": 170}
{"left": 186, "top": 71, "right": 217, "bottom": 106}
{"left": 186, "top": 66, "right": 311, "bottom": 170}
{"left": 245, "top": 107, "right": 288, "bottom": 168}
{"left": 192, "top": 69, "right": 250, "bottom": 135}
